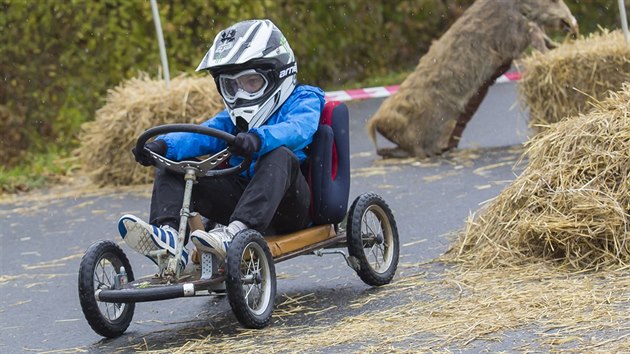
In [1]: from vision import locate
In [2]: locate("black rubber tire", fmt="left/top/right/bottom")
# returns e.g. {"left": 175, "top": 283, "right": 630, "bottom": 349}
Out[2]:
{"left": 346, "top": 192, "right": 399, "bottom": 286}
{"left": 225, "top": 229, "right": 276, "bottom": 329}
{"left": 78, "top": 240, "right": 135, "bottom": 338}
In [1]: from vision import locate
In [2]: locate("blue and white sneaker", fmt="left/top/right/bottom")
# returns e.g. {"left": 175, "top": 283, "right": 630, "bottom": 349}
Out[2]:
{"left": 118, "top": 214, "right": 189, "bottom": 270}
{"left": 190, "top": 226, "right": 234, "bottom": 261}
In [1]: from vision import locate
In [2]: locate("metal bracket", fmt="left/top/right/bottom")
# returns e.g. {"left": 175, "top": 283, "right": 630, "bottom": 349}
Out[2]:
{"left": 313, "top": 249, "right": 361, "bottom": 272}
{"left": 113, "top": 266, "right": 128, "bottom": 289}
{"left": 149, "top": 249, "right": 169, "bottom": 277}
{"left": 199, "top": 252, "right": 226, "bottom": 293}
{"left": 201, "top": 253, "right": 213, "bottom": 280}
{"left": 346, "top": 256, "right": 360, "bottom": 272}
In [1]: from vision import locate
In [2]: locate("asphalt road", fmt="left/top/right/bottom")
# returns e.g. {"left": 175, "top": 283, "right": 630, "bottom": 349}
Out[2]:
{"left": 0, "top": 82, "right": 530, "bottom": 352}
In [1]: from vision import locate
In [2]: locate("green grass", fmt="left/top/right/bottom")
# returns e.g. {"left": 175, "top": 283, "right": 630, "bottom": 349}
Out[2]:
{"left": 0, "top": 149, "right": 78, "bottom": 195}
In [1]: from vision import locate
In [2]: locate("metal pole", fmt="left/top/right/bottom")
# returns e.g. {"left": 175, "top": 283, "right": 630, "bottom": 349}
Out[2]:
{"left": 150, "top": 0, "right": 171, "bottom": 88}
{"left": 172, "top": 169, "right": 196, "bottom": 278}
{"left": 620, "top": 0, "right": 629, "bottom": 43}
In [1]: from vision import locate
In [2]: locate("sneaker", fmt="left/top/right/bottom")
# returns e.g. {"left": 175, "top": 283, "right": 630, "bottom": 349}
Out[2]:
{"left": 118, "top": 214, "right": 189, "bottom": 270}
{"left": 190, "top": 226, "right": 234, "bottom": 260}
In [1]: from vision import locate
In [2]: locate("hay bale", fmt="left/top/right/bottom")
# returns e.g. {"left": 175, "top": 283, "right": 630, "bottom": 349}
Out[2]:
{"left": 451, "top": 83, "right": 630, "bottom": 271}
{"left": 78, "top": 74, "right": 223, "bottom": 186}
{"left": 366, "top": 0, "right": 578, "bottom": 159}
{"left": 518, "top": 30, "right": 630, "bottom": 130}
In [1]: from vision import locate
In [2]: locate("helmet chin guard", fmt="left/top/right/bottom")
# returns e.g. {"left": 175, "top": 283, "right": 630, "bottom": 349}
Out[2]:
{"left": 197, "top": 19, "right": 297, "bottom": 130}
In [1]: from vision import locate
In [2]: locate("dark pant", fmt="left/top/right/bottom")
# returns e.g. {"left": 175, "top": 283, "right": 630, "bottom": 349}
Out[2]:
{"left": 149, "top": 147, "right": 311, "bottom": 235}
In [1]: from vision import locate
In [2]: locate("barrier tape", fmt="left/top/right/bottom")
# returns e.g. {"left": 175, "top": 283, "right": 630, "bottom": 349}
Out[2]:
{"left": 324, "top": 71, "right": 521, "bottom": 102}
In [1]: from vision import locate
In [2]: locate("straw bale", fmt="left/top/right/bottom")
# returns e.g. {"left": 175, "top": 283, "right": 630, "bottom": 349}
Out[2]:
{"left": 366, "top": 0, "right": 579, "bottom": 159}
{"left": 77, "top": 74, "right": 223, "bottom": 186}
{"left": 518, "top": 30, "right": 630, "bottom": 130}
{"left": 451, "top": 83, "right": 630, "bottom": 270}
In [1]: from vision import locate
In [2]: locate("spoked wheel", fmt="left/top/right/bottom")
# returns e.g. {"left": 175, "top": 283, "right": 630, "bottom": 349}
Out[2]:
{"left": 78, "top": 240, "right": 135, "bottom": 338}
{"left": 347, "top": 192, "right": 399, "bottom": 286}
{"left": 225, "top": 229, "right": 276, "bottom": 329}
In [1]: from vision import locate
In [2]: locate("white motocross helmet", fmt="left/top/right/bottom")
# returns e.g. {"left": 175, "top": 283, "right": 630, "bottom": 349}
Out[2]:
{"left": 196, "top": 19, "right": 297, "bottom": 132}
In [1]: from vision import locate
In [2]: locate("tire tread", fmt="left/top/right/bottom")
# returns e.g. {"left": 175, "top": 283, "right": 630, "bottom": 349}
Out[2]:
{"left": 346, "top": 192, "right": 399, "bottom": 286}
{"left": 225, "top": 230, "right": 276, "bottom": 329}
{"left": 78, "top": 240, "right": 135, "bottom": 338}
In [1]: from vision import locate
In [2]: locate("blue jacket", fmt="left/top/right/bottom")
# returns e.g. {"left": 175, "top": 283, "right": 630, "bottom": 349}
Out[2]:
{"left": 159, "top": 84, "right": 325, "bottom": 177}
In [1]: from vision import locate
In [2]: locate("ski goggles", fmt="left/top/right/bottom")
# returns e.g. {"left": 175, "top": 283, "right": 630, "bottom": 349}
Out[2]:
{"left": 218, "top": 69, "right": 269, "bottom": 104}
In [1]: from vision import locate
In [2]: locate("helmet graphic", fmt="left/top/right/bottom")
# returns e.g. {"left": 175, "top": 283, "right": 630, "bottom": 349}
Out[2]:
{"left": 197, "top": 19, "right": 297, "bottom": 131}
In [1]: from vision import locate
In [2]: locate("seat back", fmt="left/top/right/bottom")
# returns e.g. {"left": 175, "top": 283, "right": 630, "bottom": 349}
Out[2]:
{"left": 307, "top": 101, "right": 350, "bottom": 225}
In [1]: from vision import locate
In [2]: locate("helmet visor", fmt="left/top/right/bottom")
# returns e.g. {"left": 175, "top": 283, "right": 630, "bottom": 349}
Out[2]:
{"left": 219, "top": 69, "right": 268, "bottom": 104}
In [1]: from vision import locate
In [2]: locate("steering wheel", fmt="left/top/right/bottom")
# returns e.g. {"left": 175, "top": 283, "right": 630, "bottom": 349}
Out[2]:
{"left": 135, "top": 124, "right": 252, "bottom": 178}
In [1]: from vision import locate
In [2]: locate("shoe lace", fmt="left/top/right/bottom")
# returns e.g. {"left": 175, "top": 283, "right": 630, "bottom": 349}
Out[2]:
{"left": 215, "top": 227, "right": 233, "bottom": 243}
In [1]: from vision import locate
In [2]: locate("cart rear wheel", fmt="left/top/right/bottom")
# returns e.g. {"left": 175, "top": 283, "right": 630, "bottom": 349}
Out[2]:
{"left": 347, "top": 192, "right": 399, "bottom": 286}
{"left": 78, "top": 240, "right": 135, "bottom": 338}
{"left": 225, "top": 230, "right": 276, "bottom": 329}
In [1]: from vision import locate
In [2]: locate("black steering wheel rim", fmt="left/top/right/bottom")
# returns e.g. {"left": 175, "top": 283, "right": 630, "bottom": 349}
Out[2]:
{"left": 136, "top": 124, "right": 252, "bottom": 177}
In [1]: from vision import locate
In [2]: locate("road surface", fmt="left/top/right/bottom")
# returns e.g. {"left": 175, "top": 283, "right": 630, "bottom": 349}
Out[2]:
{"left": 0, "top": 82, "right": 531, "bottom": 352}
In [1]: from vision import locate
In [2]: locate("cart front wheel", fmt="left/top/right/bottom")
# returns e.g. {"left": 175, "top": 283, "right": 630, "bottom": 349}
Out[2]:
{"left": 347, "top": 192, "right": 399, "bottom": 286}
{"left": 226, "top": 229, "right": 276, "bottom": 329}
{"left": 78, "top": 240, "right": 135, "bottom": 338}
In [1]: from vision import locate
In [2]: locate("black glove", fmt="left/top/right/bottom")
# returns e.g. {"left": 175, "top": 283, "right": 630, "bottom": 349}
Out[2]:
{"left": 228, "top": 132, "right": 261, "bottom": 156}
{"left": 132, "top": 139, "right": 167, "bottom": 166}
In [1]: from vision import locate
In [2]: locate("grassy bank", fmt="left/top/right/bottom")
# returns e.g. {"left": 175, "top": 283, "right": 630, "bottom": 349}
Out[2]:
{"left": 0, "top": 149, "right": 79, "bottom": 194}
